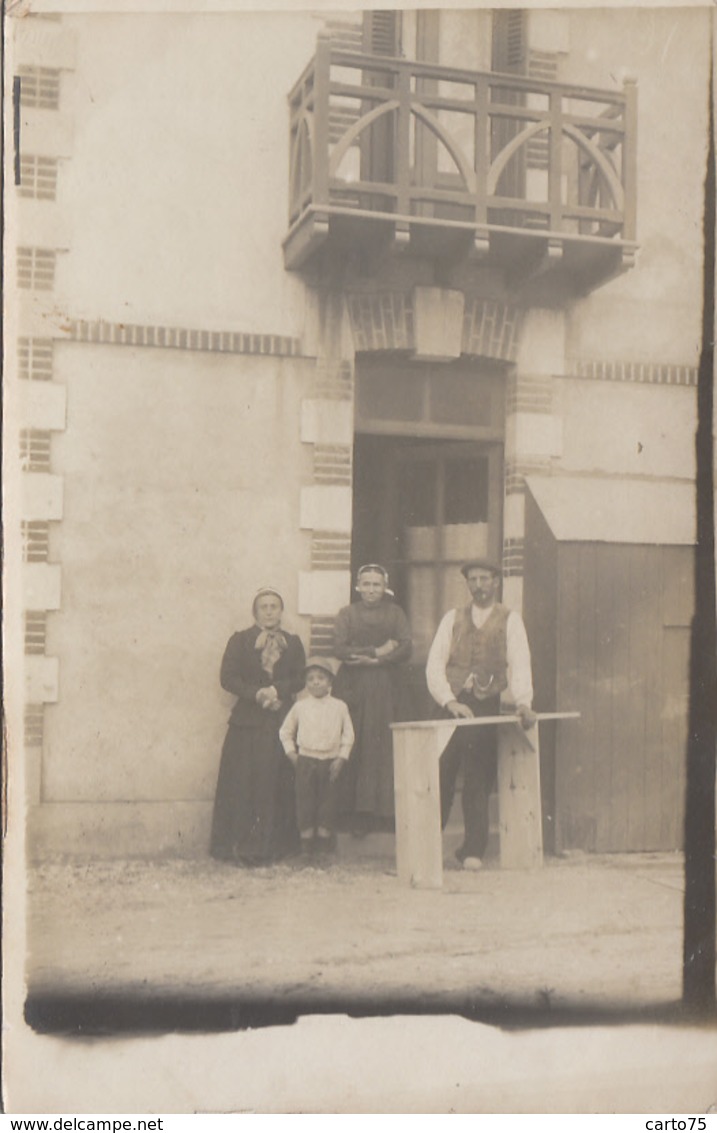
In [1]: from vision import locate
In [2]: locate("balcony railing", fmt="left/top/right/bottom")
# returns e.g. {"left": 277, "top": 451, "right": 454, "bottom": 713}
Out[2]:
{"left": 284, "top": 35, "right": 638, "bottom": 293}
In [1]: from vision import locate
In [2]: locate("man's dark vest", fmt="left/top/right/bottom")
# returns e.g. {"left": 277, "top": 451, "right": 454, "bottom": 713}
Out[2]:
{"left": 445, "top": 603, "right": 510, "bottom": 700}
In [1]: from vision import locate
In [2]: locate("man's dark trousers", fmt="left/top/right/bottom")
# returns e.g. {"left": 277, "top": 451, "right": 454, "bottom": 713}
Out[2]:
{"left": 439, "top": 691, "right": 500, "bottom": 862}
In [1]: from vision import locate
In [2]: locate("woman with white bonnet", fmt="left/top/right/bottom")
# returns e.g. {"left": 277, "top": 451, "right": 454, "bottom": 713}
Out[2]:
{"left": 332, "top": 564, "right": 412, "bottom": 835}
{"left": 210, "top": 587, "right": 306, "bottom": 865}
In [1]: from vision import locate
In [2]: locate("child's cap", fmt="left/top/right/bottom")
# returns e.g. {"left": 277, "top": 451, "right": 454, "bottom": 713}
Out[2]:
{"left": 304, "top": 656, "right": 338, "bottom": 679}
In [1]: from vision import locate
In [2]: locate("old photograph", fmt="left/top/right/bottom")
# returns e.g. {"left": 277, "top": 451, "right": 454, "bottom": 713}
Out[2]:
{"left": 3, "top": 0, "right": 717, "bottom": 1113}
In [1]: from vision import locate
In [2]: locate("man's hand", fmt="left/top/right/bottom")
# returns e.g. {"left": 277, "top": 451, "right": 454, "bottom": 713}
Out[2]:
{"left": 329, "top": 758, "right": 344, "bottom": 782}
{"left": 446, "top": 700, "right": 474, "bottom": 719}
{"left": 516, "top": 705, "right": 537, "bottom": 731}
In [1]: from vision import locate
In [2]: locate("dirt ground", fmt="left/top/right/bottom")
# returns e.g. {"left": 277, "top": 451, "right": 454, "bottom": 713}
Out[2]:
{"left": 13, "top": 844, "right": 717, "bottom": 1113}
{"left": 26, "top": 841, "right": 687, "bottom": 1015}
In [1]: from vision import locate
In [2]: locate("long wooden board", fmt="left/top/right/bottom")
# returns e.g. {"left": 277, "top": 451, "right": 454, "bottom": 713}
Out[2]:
{"left": 391, "top": 713, "right": 579, "bottom": 887}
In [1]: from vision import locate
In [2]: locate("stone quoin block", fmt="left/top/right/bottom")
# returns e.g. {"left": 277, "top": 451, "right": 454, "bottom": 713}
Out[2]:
{"left": 24, "top": 655, "right": 59, "bottom": 703}
{"left": 298, "top": 571, "right": 351, "bottom": 616}
{"left": 411, "top": 287, "right": 465, "bottom": 362}
{"left": 14, "top": 19, "right": 77, "bottom": 70}
{"left": 300, "top": 399, "right": 353, "bottom": 446}
{"left": 18, "top": 380, "right": 66, "bottom": 431}
{"left": 23, "top": 563, "right": 61, "bottom": 610}
{"left": 299, "top": 486, "right": 352, "bottom": 533}
{"left": 21, "top": 473, "right": 63, "bottom": 521}
{"left": 16, "top": 200, "right": 71, "bottom": 251}
{"left": 506, "top": 413, "right": 563, "bottom": 460}
{"left": 21, "top": 112, "right": 75, "bottom": 159}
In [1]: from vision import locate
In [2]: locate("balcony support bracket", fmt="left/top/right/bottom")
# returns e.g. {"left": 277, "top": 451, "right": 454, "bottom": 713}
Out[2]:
{"left": 391, "top": 221, "right": 411, "bottom": 253}
{"left": 283, "top": 210, "right": 330, "bottom": 272}
{"left": 473, "top": 231, "right": 491, "bottom": 259}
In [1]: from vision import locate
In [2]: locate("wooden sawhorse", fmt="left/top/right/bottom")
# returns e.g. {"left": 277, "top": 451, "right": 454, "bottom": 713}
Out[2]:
{"left": 390, "top": 713, "right": 579, "bottom": 889}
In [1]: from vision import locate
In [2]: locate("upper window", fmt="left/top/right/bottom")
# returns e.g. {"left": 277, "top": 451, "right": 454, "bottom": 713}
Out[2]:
{"left": 355, "top": 358, "right": 506, "bottom": 439}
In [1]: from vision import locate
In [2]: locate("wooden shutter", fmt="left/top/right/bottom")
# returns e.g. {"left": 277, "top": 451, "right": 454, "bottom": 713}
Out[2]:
{"left": 491, "top": 9, "right": 527, "bottom": 74}
{"left": 360, "top": 12, "right": 401, "bottom": 194}
{"left": 363, "top": 11, "right": 401, "bottom": 56}
{"left": 324, "top": 19, "right": 363, "bottom": 51}
{"left": 491, "top": 10, "right": 527, "bottom": 207}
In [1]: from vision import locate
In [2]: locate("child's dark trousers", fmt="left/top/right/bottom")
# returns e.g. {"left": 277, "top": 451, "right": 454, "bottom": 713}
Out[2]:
{"left": 296, "top": 755, "right": 341, "bottom": 833}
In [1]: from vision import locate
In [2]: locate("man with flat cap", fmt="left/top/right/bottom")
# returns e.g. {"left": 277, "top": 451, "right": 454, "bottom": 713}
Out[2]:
{"left": 426, "top": 558, "right": 536, "bottom": 870}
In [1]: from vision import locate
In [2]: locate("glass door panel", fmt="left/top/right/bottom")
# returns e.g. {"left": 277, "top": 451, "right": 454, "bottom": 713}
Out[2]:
{"left": 390, "top": 441, "right": 502, "bottom": 664}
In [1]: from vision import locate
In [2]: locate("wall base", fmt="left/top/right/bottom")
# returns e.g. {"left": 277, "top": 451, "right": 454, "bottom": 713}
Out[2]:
{"left": 26, "top": 801, "right": 213, "bottom": 861}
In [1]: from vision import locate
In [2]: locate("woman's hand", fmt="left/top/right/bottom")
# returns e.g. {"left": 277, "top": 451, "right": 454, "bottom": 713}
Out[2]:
{"left": 348, "top": 655, "right": 379, "bottom": 666}
{"left": 374, "top": 639, "right": 398, "bottom": 658}
{"left": 256, "top": 686, "right": 280, "bottom": 709}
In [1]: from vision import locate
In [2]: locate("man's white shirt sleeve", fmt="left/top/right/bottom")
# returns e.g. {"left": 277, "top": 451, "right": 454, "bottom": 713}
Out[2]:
{"left": 426, "top": 609, "right": 458, "bottom": 708}
{"left": 506, "top": 611, "right": 533, "bottom": 708}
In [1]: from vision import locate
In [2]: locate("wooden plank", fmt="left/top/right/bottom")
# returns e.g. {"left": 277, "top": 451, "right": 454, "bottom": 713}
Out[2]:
{"left": 660, "top": 545, "right": 692, "bottom": 849}
{"left": 604, "top": 544, "right": 630, "bottom": 850}
{"left": 328, "top": 49, "right": 627, "bottom": 104}
{"left": 392, "top": 724, "right": 448, "bottom": 889}
{"left": 555, "top": 544, "right": 582, "bottom": 851}
{"left": 391, "top": 712, "right": 579, "bottom": 731}
{"left": 660, "top": 626, "right": 689, "bottom": 850}
{"left": 576, "top": 544, "right": 598, "bottom": 849}
{"left": 621, "top": 79, "right": 638, "bottom": 242}
{"left": 662, "top": 544, "right": 695, "bottom": 626}
{"left": 642, "top": 546, "right": 666, "bottom": 848}
{"left": 625, "top": 545, "right": 651, "bottom": 850}
{"left": 592, "top": 544, "right": 618, "bottom": 850}
{"left": 497, "top": 724, "right": 543, "bottom": 869}
{"left": 523, "top": 490, "right": 558, "bottom": 851}
{"left": 548, "top": 90, "right": 564, "bottom": 231}
{"left": 392, "top": 715, "right": 578, "bottom": 885}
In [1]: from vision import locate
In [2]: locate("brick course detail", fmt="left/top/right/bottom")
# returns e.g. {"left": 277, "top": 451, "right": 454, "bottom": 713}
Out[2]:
{"left": 22, "top": 521, "right": 51, "bottom": 562}
{"left": 348, "top": 292, "right": 522, "bottom": 363}
{"left": 504, "top": 458, "right": 552, "bottom": 496}
{"left": 462, "top": 300, "right": 523, "bottom": 363}
{"left": 25, "top": 610, "right": 48, "bottom": 655}
{"left": 507, "top": 373, "right": 553, "bottom": 415}
{"left": 313, "top": 359, "right": 354, "bottom": 400}
{"left": 569, "top": 358, "right": 698, "bottom": 387}
{"left": 67, "top": 320, "right": 303, "bottom": 358}
{"left": 309, "top": 617, "right": 336, "bottom": 655}
{"left": 314, "top": 444, "right": 352, "bottom": 485}
{"left": 311, "top": 532, "right": 352, "bottom": 570}
{"left": 503, "top": 537, "right": 525, "bottom": 577}
{"left": 347, "top": 293, "right": 413, "bottom": 353}
{"left": 19, "top": 339, "right": 54, "bottom": 381}
{"left": 25, "top": 704, "right": 45, "bottom": 748}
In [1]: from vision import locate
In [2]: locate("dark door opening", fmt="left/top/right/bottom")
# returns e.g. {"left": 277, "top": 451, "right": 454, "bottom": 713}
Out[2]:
{"left": 352, "top": 433, "right": 503, "bottom": 712}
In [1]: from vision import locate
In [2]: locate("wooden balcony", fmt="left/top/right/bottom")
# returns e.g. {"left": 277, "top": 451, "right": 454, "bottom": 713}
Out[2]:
{"left": 283, "top": 36, "right": 638, "bottom": 301}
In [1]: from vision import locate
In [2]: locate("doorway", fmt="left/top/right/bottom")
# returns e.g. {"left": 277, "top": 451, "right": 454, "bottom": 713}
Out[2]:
{"left": 352, "top": 355, "right": 507, "bottom": 708}
{"left": 352, "top": 433, "right": 503, "bottom": 712}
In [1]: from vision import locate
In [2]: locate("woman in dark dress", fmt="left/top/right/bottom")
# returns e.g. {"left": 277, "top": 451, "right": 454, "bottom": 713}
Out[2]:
{"left": 210, "top": 587, "right": 306, "bottom": 865}
{"left": 332, "top": 564, "right": 412, "bottom": 834}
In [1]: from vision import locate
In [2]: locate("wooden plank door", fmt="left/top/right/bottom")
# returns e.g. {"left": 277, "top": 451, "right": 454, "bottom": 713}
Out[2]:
{"left": 555, "top": 542, "right": 692, "bottom": 852}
